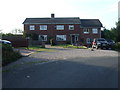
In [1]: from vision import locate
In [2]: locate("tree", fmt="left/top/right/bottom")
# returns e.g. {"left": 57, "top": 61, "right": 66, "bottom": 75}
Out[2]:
{"left": 110, "top": 27, "right": 117, "bottom": 42}
{"left": 11, "top": 28, "right": 23, "bottom": 34}
{"left": 23, "top": 33, "right": 38, "bottom": 40}
{"left": 101, "top": 21, "right": 120, "bottom": 42}
{"left": 2, "top": 33, "right": 14, "bottom": 36}
{"left": 101, "top": 28, "right": 112, "bottom": 39}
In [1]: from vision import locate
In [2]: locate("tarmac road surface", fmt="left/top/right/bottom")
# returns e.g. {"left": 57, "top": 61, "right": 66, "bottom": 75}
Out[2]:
{"left": 2, "top": 48, "right": 118, "bottom": 88}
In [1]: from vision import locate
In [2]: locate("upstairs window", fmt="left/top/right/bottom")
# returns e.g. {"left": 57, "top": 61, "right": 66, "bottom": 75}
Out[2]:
{"left": 56, "top": 35, "right": 66, "bottom": 41}
{"left": 69, "top": 25, "right": 74, "bottom": 30}
{"left": 92, "top": 28, "right": 98, "bottom": 34}
{"left": 56, "top": 25, "right": 64, "bottom": 30}
{"left": 29, "top": 25, "right": 35, "bottom": 30}
{"left": 40, "top": 25, "right": 47, "bottom": 30}
{"left": 83, "top": 28, "right": 90, "bottom": 34}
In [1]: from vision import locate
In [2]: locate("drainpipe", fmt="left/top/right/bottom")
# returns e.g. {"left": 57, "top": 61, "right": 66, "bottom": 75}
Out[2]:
{"left": 100, "top": 27, "right": 101, "bottom": 38}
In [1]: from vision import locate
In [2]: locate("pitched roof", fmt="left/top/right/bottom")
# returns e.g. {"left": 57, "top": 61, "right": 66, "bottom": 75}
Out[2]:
{"left": 23, "top": 17, "right": 81, "bottom": 24}
{"left": 80, "top": 19, "right": 103, "bottom": 27}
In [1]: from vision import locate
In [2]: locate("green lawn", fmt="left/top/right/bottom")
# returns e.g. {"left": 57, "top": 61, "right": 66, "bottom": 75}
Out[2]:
{"left": 16, "top": 44, "right": 88, "bottom": 51}
{"left": 53, "top": 44, "right": 88, "bottom": 49}
{"left": 16, "top": 45, "right": 54, "bottom": 52}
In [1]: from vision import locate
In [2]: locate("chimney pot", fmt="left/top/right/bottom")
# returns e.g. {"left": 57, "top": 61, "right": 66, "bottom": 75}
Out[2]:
{"left": 51, "top": 13, "right": 55, "bottom": 18}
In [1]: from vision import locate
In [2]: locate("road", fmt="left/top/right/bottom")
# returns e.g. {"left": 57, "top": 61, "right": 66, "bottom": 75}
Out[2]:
{"left": 2, "top": 48, "right": 118, "bottom": 88}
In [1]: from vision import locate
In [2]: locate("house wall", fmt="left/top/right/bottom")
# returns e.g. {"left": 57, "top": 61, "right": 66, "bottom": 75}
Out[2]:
{"left": 81, "top": 28, "right": 101, "bottom": 45}
{"left": 24, "top": 24, "right": 101, "bottom": 45}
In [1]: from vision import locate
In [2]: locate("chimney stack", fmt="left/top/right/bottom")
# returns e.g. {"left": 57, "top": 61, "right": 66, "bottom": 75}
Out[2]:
{"left": 51, "top": 13, "right": 55, "bottom": 18}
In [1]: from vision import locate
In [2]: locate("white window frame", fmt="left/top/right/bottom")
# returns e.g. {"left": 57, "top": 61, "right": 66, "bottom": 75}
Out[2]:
{"left": 83, "top": 28, "right": 90, "bottom": 34}
{"left": 39, "top": 35, "right": 47, "bottom": 41}
{"left": 40, "top": 25, "right": 47, "bottom": 30}
{"left": 29, "top": 25, "right": 35, "bottom": 30}
{"left": 56, "top": 25, "right": 64, "bottom": 30}
{"left": 56, "top": 35, "right": 66, "bottom": 41}
{"left": 69, "top": 25, "right": 74, "bottom": 30}
{"left": 86, "top": 38, "right": 91, "bottom": 44}
{"left": 92, "top": 28, "right": 98, "bottom": 34}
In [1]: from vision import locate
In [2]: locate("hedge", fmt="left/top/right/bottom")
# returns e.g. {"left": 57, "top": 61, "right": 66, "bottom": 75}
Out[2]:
{"left": 2, "top": 44, "right": 22, "bottom": 66}
{"left": 112, "top": 42, "right": 120, "bottom": 50}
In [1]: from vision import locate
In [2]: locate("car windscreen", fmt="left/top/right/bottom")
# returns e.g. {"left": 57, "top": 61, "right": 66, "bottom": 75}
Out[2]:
{"left": 106, "top": 39, "right": 112, "bottom": 42}
{"left": 97, "top": 39, "right": 106, "bottom": 41}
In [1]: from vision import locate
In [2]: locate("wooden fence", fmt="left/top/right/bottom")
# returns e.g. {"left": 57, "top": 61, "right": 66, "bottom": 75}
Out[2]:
{"left": 2, "top": 35, "right": 28, "bottom": 48}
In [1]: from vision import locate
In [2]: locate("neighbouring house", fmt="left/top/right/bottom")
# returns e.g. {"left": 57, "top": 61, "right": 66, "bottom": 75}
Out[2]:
{"left": 23, "top": 14, "right": 103, "bottom": 46}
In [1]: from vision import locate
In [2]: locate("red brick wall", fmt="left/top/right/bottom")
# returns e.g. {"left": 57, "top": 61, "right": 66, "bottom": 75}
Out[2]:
{"left": 24, "top": 24, "right": 101, "bottom": 45}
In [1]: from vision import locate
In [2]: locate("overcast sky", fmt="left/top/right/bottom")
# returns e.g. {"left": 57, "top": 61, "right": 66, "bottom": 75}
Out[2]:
{"left": 0, "top": 0, "right": 118, "bottom": 33}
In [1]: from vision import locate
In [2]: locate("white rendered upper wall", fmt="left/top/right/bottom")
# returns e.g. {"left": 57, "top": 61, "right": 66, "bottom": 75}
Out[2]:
{"left": 118, "top": 1, "right": 120, "bottom": 21}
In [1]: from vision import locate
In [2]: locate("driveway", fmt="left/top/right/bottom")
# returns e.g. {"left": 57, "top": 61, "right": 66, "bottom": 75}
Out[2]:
{"left": 2, "top": 47, "right": 118, "bottom": 88}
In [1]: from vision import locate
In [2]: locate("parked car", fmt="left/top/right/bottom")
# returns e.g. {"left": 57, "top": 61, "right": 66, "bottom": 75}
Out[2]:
{"left": 105, "top": 39, "right": 115, "bottom": 46}
{"left": 92, "top": 38, "right": 109, "bottom": 49}
{"left": 0, "top": 39, "right": 12, "bottom": 45}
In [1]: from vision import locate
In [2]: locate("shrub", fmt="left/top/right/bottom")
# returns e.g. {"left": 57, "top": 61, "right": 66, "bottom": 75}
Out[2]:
{"left": 2, "top": 44, "right": 13, "bottom": 52}
{"left": 2, "top": 44, "right": 22, "bottom": 66}
{"left": 50, "top": 39, "right": 53, "bottom": 46}
{"left": 50, "top": 39, "right": 56, "bottom": 46}
{"left": 112, "top": 42, "right": 120, "bottom": 50}
{"left": 23, "top": 33, "right": 38, "bottom": 40}
{"left": 66, "top": 41, "right": 71, "bottom": 44}
{"left": 62, "top": 45, "right": 87, "bottom": 49}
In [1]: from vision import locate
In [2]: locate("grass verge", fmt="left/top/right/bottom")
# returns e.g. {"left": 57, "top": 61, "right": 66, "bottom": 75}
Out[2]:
{"left": 16, "top": 45, "right": 54, "bottom": 52}
{"left": 53, "top": 44, "right": 87, "bottom": 49}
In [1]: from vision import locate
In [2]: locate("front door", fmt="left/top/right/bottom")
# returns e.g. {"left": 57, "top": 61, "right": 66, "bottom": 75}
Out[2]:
{"left": 71, "top": 35, "right": 75, "bottom": 44}
{"left": 71, "top": 35, "right": 78, "bottom": 44}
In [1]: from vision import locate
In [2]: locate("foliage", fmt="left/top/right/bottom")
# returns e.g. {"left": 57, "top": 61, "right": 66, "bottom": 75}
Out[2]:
{"left": 23, "top": 33, "right": 38, "bottom": 40}
{"left": 101, "top": 29, "right": 112, "bottom": 39}
{"left": 50, "top": 39, "right": 56, "bottom": 46}
{"left": 101, "top": 21, "right": 120, "bottom": 42}
{"left": 65, "top": 45, "right": 87, "bottom": 49}
{"left": 18, "top": 45, "right": 53, "bottom": 52}
{"left": 66, "top": 41, "right": 71, "bottom": 44}
{"left": 112, "top": 42, "right": 120, "bottom": 50}
{"left": 110, "top": 28, "right": 117, "bottom": 41}
{"left": 49, "top": 36, "right": 56, "bottom": 46}
{"left": 2, "top": 33, "right": 14, "bottom": 36}
{"left": 2, "top": 44, "right": 13, "bottom": 52}
{"left": 50, "top": 39, "right": 53, "bottom": 46}
{"left": 2, "top": 44, "right": 22, "bottom": 66}
{"left": 23, "top": 32, "right": 29, "bottom": 38}
{"left": 54, "top": 44, "right": 87, "bottom": 49}
{"left": 11, "top": 28, "right": 23, "bottom": 34}
{"left": 2, "top": 29, "right": 23, "bottom": 36}
{"left": 30, "top": 33, "right": 38, "bottom": 40}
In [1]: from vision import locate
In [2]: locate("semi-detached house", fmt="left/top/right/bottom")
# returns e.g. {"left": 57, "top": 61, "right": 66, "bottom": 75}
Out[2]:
{"left": 23, "top": 14, "right": 103, "bottom": 46}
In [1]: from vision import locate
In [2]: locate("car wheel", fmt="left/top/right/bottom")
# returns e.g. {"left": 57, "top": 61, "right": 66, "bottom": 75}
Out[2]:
{"left": 105, "top": 48, "right": 108, "bottom": 50}
{"left": 96, "top": 46, "right": 99, "bottom": 49}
